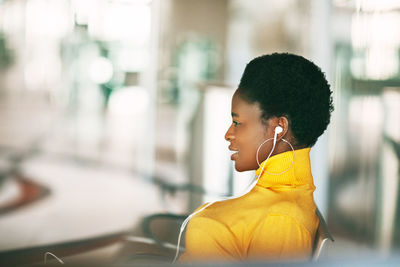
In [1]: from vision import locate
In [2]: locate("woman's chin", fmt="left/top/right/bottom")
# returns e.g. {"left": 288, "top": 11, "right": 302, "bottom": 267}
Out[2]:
{"left": 234, "top": 163, "right": 246, "bottom": 172}
{"left": 233, "top": 161, "right": 257, "bottom": 172}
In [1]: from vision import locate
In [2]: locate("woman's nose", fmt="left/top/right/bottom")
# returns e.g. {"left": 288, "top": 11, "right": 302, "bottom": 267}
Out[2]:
{"left": 225, "top": 125, "right": 234, "bottom": 141}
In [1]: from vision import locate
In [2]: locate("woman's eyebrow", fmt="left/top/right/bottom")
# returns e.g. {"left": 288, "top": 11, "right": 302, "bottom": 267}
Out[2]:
{"left": 231, "top": 112, "right": 239, "bottom": 117}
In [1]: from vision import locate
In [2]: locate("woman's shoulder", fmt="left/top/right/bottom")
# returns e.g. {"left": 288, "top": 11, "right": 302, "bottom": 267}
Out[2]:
{"left": 189, "top": 194, "right": 270, "bottom": 230}
{"left": 192, "top": 197, "right": 244, "bottom": 219}
{"left": 190, "top": 189, "right": 316, "bottom": 231}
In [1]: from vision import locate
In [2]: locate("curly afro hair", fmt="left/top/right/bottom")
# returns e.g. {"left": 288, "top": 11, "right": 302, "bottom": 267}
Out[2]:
{"left": 238, "top": 53, "right": 334, "bottom": 148}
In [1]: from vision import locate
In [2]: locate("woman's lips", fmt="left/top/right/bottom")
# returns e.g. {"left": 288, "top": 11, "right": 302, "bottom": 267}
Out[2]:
{"left": 231, "top": 152, "right": 238, "bottom": 160}
{"left": 229, "top": 146, "right": 238, "bottom": 160}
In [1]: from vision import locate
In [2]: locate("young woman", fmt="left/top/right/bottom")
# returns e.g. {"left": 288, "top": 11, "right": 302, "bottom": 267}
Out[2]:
{"left": 180, "top": 53, "right": 333, "bottom": 262}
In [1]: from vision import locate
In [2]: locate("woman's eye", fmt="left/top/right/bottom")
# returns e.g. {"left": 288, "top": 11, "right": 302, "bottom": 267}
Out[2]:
{"left": 233, "top": 121, "right": 240, "bottom": 127}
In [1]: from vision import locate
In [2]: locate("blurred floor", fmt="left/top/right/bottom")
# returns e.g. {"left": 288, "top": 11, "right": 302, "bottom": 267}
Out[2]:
{"left": 0, "top": 92, "right": 190, "bottom": 264}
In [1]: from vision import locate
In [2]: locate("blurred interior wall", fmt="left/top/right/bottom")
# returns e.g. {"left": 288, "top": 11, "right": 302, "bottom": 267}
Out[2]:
{"left": 309, "top": 0, "right": 333, "bottom": 218}
{"left": 328, "top": 1, "right": 400, "bottom": 255}
{"left": 226, "top": 0, "right": 312, "bottom": 85}
{"left": 158, "top": 0, "right": 230, "bottom": 209}
{"left": 158, "top": 0, "right": 228, "bottom": 96}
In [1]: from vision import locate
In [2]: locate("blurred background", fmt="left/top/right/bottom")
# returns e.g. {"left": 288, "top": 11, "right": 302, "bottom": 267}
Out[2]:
{"left": 0, "top": 0, "right": 399, "bottom": 265}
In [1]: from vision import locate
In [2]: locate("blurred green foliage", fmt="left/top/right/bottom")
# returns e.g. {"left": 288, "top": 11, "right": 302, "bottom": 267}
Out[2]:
{"left": 0, "top": 32, "right": 14, "bottom": 70}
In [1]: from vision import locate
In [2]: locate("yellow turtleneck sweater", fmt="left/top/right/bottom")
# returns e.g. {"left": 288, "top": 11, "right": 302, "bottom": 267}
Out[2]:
{"left": 180, "top": 148, "right": 319, "bottom": 262}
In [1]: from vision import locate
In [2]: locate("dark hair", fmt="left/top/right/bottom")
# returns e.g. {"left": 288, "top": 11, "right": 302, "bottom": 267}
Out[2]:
{"left": 238, "top": 53, "right": 333, "bottom": 148}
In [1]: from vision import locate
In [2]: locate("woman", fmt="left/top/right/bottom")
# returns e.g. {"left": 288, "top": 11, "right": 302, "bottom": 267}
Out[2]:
{"left": 180, "top": 53, "right": 333, "bottom": 262}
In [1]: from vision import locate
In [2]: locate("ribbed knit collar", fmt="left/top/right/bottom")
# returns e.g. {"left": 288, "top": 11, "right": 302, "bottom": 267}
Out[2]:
{"left": 255, "top": 147, "right": 315, "bottom": 188}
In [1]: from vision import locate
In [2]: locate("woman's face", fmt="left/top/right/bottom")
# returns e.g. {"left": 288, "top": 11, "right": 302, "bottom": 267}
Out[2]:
{"left": 225, "top": 90, "right": 273, "bottom": 172}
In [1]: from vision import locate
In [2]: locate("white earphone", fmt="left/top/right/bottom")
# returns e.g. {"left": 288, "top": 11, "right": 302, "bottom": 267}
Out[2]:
{"left": 275, "top": 126, "right": 283, "bottom": 134}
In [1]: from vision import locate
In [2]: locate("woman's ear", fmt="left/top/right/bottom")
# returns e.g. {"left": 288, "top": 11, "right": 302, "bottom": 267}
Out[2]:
{"left": 277, "top": 116, "right": 289, "bottom": 140}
